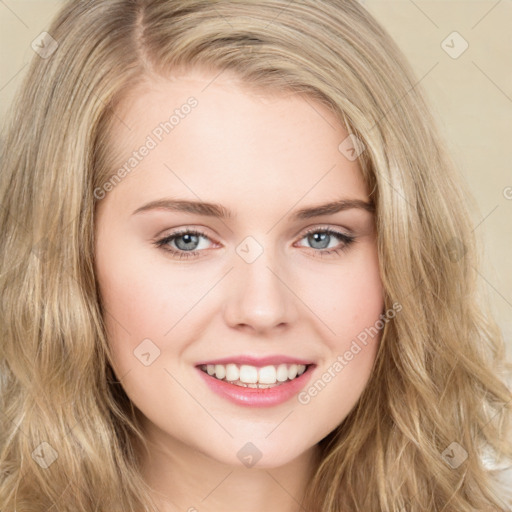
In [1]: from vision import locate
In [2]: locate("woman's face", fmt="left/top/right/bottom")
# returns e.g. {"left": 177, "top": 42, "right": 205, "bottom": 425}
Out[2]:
{"left": 94, "top": 68, "right": 384, "bottom": 469}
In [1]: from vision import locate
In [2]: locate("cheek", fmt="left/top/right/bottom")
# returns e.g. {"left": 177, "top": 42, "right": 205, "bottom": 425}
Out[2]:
{"left": 94, "top": 230, "right": 178, "bottom": 373}
{"left": 95, "top": 219, "right": 203, "bottom": 335}
{"left": 298, "top": 246, "right": 384, "bottom": 346}
{"left": 95, "top": 237, "right": 226, "bottom": 386}
{"left": 292, "top": 247, "right": 383, "bottom": 421}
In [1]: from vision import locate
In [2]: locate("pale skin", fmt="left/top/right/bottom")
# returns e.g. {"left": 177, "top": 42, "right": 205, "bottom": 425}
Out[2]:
{"left": 94, "top": 67, "right": 384, "bottom": 512}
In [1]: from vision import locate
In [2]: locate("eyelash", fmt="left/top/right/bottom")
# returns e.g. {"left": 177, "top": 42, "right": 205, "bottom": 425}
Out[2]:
{"left": 153, "top": 227, "right": 356, "bottom": 260}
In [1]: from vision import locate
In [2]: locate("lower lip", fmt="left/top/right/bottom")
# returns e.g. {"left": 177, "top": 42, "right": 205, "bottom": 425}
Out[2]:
{"left": 196, "top": 366, "right": 315, "bottom": 407}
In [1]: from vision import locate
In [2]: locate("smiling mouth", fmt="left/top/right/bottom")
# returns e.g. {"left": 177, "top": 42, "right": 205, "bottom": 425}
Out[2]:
{"left": 198, "top": 363, "right": 312, "bottom": 388}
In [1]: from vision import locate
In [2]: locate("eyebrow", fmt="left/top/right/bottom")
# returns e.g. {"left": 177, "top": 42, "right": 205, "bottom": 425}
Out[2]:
{"left": 131, "top": 197, "right": 375, "bottom": 220}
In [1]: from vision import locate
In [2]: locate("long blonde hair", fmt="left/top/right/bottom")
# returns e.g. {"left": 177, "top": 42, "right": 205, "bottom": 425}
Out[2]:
{"left": 1, "top": 1, "right": 510, "bottom": 510}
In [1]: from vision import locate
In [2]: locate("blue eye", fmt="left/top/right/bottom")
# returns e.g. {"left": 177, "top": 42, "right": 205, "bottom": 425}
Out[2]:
{"left": 297, "top": 227, "right": 356, "bottom": 257}
{"left": 154, "top": 229, "right": 212, "bottom": 259}
{"left": 154, "top": 227, "right": 356, "bottom": 260}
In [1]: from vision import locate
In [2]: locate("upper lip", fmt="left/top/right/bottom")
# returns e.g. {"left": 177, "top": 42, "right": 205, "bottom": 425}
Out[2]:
{"left": 195, "top": 355, "right": 315, "bottom": 368}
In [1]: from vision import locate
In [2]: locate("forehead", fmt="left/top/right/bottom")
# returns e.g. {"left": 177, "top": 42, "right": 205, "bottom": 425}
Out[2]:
{"left": 100, "top": 68, "right": 369, "bottom": 217}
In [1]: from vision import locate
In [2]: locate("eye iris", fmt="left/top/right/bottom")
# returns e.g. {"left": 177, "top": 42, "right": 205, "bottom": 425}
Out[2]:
{"left": 166, "top": 230, "right": 343, "bottom": 254}
{"left": 175, "top": 233, "right": 200, "bottom": 251}
{"left": 308, "top": 232, "right": 330, "bottom": 249}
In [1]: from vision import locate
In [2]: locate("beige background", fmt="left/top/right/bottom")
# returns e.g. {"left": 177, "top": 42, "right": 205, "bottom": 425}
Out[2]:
{"left": 1, "top": 1, "right": 511, "bottom": 357}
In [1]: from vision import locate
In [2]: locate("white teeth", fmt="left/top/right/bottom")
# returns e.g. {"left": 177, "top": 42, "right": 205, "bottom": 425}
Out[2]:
{"left": 214, "top": 364, "right": 226, "bottom": 380}
{"left": 201, "top": 362, "right": 310, "bottom": 385}
{"left": 258, "top": 365, "right": 277, "bottom": 384}
{"left": 276, "top": 364, "right": 289, "bottom": 382}
{"left": 225, "top": 364, "right": 239, "bottom": 382}
{"left": 239, "top": 365, "right": 258, "bottom": 384}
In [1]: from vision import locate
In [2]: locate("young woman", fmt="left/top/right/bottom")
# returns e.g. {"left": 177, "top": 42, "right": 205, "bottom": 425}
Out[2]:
{"left": 0, "top": 1, "right": 510, "bottom": 511}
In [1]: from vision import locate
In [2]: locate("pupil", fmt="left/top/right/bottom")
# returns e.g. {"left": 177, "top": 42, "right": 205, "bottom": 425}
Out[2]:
{"left": 309, "top": 232, "right": 329, "bottom": 249}
{"left": 176, "top": 234, "right": 199, "bottom": 251}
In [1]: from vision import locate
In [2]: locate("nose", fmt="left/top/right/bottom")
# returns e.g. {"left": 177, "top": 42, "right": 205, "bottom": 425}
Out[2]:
{"left": 222, "top": 246, "right": 299, "bottom": 334}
